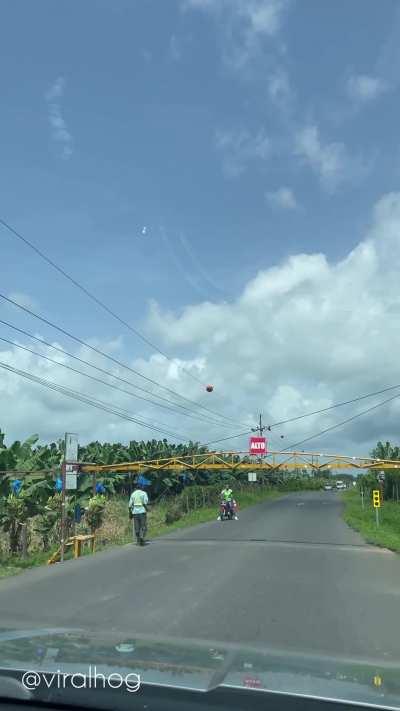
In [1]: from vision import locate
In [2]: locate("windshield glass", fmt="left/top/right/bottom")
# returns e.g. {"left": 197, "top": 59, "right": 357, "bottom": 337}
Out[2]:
{"left": 1, "top": 1, "right": 400, "bottom": 709}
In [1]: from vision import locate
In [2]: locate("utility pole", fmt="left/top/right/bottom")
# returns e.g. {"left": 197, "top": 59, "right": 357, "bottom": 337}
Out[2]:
{"left": 60, "top": 457, "right": 66, "bottom": 563}
{"left": 60, "top": 433, "right": 78, "bottom": 564}
{"left": 251, "top": 414, "right": 270, "bottom": 482}
{"left": 251, "top": 413, "right": 270, "bottom": 437}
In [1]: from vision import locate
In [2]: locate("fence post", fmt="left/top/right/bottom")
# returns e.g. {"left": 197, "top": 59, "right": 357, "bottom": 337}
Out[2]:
{"left": 20, "top": 524, "right": 28, "bottom": 559}
{"left": 186, "top": 494, "right": 189, "bottom": 513}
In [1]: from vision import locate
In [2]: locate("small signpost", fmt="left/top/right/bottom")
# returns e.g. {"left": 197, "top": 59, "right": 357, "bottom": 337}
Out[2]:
{"left": 372, "top": 489, "right": 380, "bottom": 528}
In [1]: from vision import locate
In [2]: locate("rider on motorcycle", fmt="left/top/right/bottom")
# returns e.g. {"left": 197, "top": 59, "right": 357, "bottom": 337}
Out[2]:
{"left": 220, "top": 485, "right": 238, "bottom": 520}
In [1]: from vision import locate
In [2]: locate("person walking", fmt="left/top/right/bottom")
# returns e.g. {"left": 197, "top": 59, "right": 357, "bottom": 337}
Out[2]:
{"left": 129, "top": 482, "right": 149, "bottom": 546}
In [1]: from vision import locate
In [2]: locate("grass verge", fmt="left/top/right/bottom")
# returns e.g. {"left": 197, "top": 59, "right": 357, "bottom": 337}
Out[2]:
{"left": 342, "top": 490, "right": 400, "bottom": 552}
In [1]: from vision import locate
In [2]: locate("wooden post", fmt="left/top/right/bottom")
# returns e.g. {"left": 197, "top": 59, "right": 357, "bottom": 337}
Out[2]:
{"left": 20, "top": 524, "right": 28, "bottom": 559}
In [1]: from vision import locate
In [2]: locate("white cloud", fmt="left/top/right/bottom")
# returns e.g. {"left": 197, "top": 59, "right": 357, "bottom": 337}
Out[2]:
{"left": 144, "top": 192, "right": 400, "bottom": 454}
{"left": 265, "top": 186, "right": 298, "bottom": 210}
{"left": 5, "top": 193, "right": 400, "bottom": 455}
{"left": 215, "top": 127, "right": 270, "bottom": 177}
{"left": 45, "top": 76, "right": 73, "bottom": 159}
{"left": 0, "top": 336, "right": 212, "bottom": 445}
{"left": 184, "top": 0, "right": 289, "bottom": 72}
{"left": 184, "top": 0, "right": 286, "bottom": 35}
{"left": 347, "top": 74, "right": 388, "bottom": 102}
{"left": 294, "top": 124, "right": 369, "bottom": 192}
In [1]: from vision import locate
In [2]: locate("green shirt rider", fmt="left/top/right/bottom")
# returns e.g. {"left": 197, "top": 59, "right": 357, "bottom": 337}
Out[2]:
{"left": 220, "top": 486, "right": 238, "bottom": 520}
{"left": 221, "top": 486, "right": 233, "bottom": 502}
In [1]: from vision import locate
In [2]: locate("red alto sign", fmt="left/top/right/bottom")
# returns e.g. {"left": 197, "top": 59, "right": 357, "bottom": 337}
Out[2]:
{"left": 249, "top": 436, "right": 267, "bottom": 456}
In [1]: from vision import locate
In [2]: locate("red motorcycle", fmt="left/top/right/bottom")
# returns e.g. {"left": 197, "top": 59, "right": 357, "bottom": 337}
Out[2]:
{"left": 218, "top": 499, "right": 238, "bottom": 521}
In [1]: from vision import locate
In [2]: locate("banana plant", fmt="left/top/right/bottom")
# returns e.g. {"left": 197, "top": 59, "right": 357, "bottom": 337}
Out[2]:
{"left": 85, "top": 494, "right": 106, "bottom": 534}
{"left": 0, "top": 490, "right": 41, "bottom": 554}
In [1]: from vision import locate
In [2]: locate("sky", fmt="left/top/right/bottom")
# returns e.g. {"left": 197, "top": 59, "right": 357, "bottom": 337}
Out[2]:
{"left": 1, "top": 0, "right": 400, "bottom": 457}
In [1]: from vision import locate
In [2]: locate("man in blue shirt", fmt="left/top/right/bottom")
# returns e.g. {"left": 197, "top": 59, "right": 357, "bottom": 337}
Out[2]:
{"left": 128, "top": 483, "right": 149, "bottom": 546}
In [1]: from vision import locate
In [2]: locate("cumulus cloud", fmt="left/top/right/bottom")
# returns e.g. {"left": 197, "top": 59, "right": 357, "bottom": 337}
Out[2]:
{"left": 265, "top": 186, "right": 298, "bottom": 210}
{"left": 146, "top": 192, "right": 400, "bottom": 454}
{"left": 294, "top": 124, "right": 370, "bottom": 192}
{"left": 215, "top": 127, "right": 270, "bottom": 177}
{"left": 347, "top": 74, "right": 388, "bottom": 102}
{"left": 45, "top": 76, "right": 73, "bottom": 159}
{"left": 0, "top": 335, "right": 214, "bottom": 446}
{"left": 4, "top": 193, "right": 400, "bottom": 456}
{"left": 184, "top": 0, "right": 289, "bottom": 72}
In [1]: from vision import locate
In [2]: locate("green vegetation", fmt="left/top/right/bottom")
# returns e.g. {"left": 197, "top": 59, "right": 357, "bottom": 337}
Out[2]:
{"left": 0, "top": 426, "right": 337, "bottom": 577}
{"left": 358, "top": 440, "right": 400, "bottom": 503}
{"left": 0, "top": 472, "right": 325, "bottom": 578}
{"left": 342, "top": 439, "right": 400, "bottom": 552}
{"left": 343, "top": 489, "right": 400, "bottom": 552}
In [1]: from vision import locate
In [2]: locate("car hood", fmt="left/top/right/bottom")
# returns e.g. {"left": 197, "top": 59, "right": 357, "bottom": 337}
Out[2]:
{"left": 0, "top": 628, "right": 399, "bottom": 709}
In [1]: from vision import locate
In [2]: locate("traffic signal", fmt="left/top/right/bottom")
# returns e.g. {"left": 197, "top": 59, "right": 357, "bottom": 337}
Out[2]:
{"left": 373, "top": 490, "right": 381, "bottom": 508}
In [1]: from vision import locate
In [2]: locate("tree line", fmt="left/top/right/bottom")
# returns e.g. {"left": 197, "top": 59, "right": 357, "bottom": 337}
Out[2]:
{"left": 358, "top": 441, "right": 400, "bottom": 501}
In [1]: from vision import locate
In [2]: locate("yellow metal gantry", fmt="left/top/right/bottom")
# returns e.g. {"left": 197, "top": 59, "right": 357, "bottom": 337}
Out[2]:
{"left": 79, "top": 450, "right": 400, "bottom": 474}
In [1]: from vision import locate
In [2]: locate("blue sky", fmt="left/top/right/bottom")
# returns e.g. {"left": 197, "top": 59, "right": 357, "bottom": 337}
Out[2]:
{"left": 2, "top": 0, "right": 400, "bottom": 452}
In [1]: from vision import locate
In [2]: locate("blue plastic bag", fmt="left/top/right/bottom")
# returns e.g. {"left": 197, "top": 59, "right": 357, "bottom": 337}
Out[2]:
{"left": 11, "top": 479, "right": 22, "bottom": 495}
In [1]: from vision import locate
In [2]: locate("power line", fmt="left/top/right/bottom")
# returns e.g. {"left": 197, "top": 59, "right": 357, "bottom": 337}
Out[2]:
{"left": 268, "top": 384, "right": 400, "bottom": 429}
{"left": 0, "top": 329, "right": 232, "bottom": 429}
{"left": 0, "top": 359, "right": 252, "bottom": 458}
{"left": 204, "top": 429, "right": 253, "bottom": 447}
{"left": 281, "top": 391, "right": 400, "bottom": 453}
{"left": 0, "top": 216, "right": 205, "bottom": 386}
{"left": 0, "top": 360, "right": 190, "bottom": 442}
{"left": 0, "top": 293, "right": 247, "bottom": 429}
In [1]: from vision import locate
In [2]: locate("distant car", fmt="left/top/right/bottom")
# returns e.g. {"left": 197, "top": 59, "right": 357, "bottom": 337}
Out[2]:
{"left": 335, "top": 481, "right": 346, "bottom": 490}
{"left": 323, "top": 483, "right": 333, "bottom": 491}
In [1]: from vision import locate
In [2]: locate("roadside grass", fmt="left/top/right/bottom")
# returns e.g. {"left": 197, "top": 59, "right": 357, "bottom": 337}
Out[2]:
{"left": 0, "top": 486, "right": 284, "bottom": 577}
{"left": 0, "top": 550, "right": 58, "bottom": 579}
{"left": 342, "top": 490, "right": 400, "bottom": 552}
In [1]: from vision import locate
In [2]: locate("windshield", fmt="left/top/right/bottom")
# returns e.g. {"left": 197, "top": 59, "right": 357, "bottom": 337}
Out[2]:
{"left": 1, "top": 1, "right": 400, "bottom": 709}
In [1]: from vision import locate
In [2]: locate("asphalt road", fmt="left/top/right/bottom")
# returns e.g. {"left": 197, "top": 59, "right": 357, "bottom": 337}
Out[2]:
{"left": 1, "top": 490, "right": 400, "bottom": 662}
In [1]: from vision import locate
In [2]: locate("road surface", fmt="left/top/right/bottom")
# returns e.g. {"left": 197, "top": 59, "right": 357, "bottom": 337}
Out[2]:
{"left": 1, "top": 491, "right": 399, "bottom": 661}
